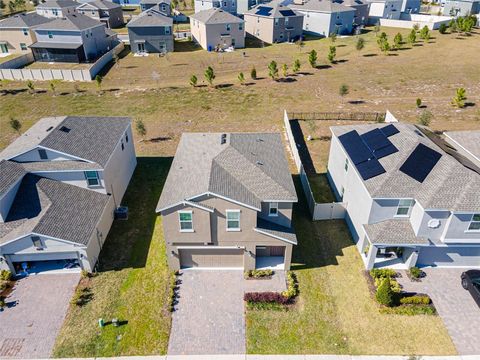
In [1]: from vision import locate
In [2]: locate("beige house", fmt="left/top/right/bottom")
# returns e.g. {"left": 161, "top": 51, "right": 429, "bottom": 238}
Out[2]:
{"left": 244, "top": 2, "right": 304, "bottom": 44}
{"left": 0, "top": 12, "right": 52, "bottom": 55}
{"left": 190, "top": 8, "right": 245, "bottom": 50}
{"left": 156, "top": 133, "right": 298, "bottom": 271}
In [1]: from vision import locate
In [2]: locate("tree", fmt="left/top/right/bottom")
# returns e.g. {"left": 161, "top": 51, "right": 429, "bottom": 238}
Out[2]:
{"left": 49, "top": 80, "right": 59, "bottom": 96}
{"left": 408, "top": 29, "right": 416, "bottom": 45}
{"left": 204, "top": 66, "right": 215, "bottom": 87}
{"left": 281, "top": 63, "right": 288, "bottom": 78}
{"left": 292, "top": 59, "right": 301, "bottom": 74}
{"left": 419, "top": 25, "right": 430, "bottom": 42}
{"left": 237, "top": 72, "right": 245, "bottom": 85}
{"left": 339, "top": 84, "right": 349, "bottom": 100}
{"left": 9, "top": 117, "right": 22, "bottom": 134}
{"left": 0, "top": 0, "right": 6, "bottom": 10}
{"left": 449, "top": 19, "right": 458, "bottom": 33}
{"left": 308, "top": 49, "right": 317, "bottom": 68}
{"left": 189, "top": 74, "right": 197, "bottom": 87}
{"left": 439, "top": 23, "right": 447, "bottom": 34}
{"left": 452, "top": 87, "right": 467, "bottom": 108}
{"left": 377, "top": 33, "right": 390, "bottom": 55}
{"left": 355, "top": 37, "right": 365, "bottom": 53}
{"left": 135, "top": 119, "right": 147, "bottom": 140}
{"left": 268, "top": 60, "right": 278, "bottom": 81}
{"left": 374, "top": 23, "right": 380, "bottom": 36}
{"left": 250, "top": 66, "right": 257, "bottom": 80}
{"left": 393, "top": 32, "right": 402, "bottom": 49}
{"left": 8, "top": 1, "right": 15, "bottom": 12}
{"left": 418, "top": 110, "right": 432, "bottom": 126}
{"left": 327, "top": 45, "right": 336, "bottom": 63}
{"left": 375, "top": 276, "right": 395, "bottom": 307}
{"left": 329, "top": 31, "right": 337, "bottom": 43}
{"left": 416, "top": 98, "right": 422, "bottom": 108}
{"left": 95, "top": 75, "right": 103, "bottom": 93}
{"left": 26, "top": 80, "right": 34, "bottom": 94}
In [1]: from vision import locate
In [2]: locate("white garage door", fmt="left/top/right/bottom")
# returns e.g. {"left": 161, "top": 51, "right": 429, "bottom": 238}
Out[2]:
{"left": 179, "top": 248, "right": 244, "bottom": 269}
{"left": 8, "top": 252, "right": 79, "bottom": 262}
{"left": 417, "top": 246, "right": 480, "bottom": 268}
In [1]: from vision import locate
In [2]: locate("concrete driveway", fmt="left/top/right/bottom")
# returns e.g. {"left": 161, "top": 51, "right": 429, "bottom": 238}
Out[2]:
{"left": 0, "top": 273, "right": 79, "bottom": 359}
{"left": 398, "top": 268, "right": 480, "bottom": 355}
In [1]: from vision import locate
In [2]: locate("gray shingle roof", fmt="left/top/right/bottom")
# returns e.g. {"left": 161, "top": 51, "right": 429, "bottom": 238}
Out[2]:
{"left": 77, "top": 0, "right": 121, "bottom": 10}
{"left": 190, "top": 8, "right": 244, "bottom": 24}
{"left": 364, "top": 220, "right": 429, "bottom": 245}
{"left": 33, "top": 13, "right": 104, "bottom": 31}
{"left": 255, "top": 218, "right": 297, "bottom": 244}
{"left": 246, "top": 2, "right": 303, "bottom": 17}
{"left": 36, "top": 0, "right": 80, "bottom": 8}
{"left": 157, "top": 133, "right": 297, "bottom": 212}
{"left": 0, "top": 175, "right": 110, "bottom": 246}
{"left": 140, "top": 0, "right": 170, "bottom": 5}
{"left": 290, "top": 0, "right": 355, "bottom": 12}
{"left": 331, "top": 123, "right": 480, "bottom": 212}
{"left": 127, "top": 10, "right": 173, "bottom": 26}
{"left": 20, "top": 160, "right": 102, "bottom": 172}
{"left": 444, "top": 131, "right": 480, "bottom": 163}
{"left": 0, "top": 12, "right": 53, "bottom": 29}
{"left": 0, "top": 160, "right": 26, "bottom": 198}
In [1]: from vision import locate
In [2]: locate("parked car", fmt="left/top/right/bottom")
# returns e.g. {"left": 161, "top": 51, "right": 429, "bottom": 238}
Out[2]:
{"left": 461, "top": 270, "right": 480, "bottom": 307}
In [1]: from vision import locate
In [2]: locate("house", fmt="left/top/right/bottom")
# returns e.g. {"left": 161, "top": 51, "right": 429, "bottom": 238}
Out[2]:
{"left": 76, "top": 0, "right": 124, "bottom": 28}
{"left": 36, "top": 0, "right": 80, "bottom": 18}
{"left": 367, "top": 0, "right": 402, "bottom": 25}
{"left": 327, "top": 122, "right": 480, "bottom": 270}
{"left": 195, "top": 0, "right": 238, "bottom": 15}
{"left": 112, "top": 0, "right": 142, "bottom": 6}
{"left": 140, "top": 0, "right": 171, "bottom": 13}
{"left": 156, "top": 133, "right": 298, "bottom": 271}
{"left": 400, "top": 0, "right": 420, "bottom": 13}
{"left": 289, "top": 0, "right": 355, "bottom": 37}
{"left": 0, "top": 12, "right": 52, "bottom": 56}
{"left": 0, "top": 116, "right": 137, "bottom": 276}
{"left": 190, "top": 8, "right": 245, "bottom": 50}
{"left": 29, "top": 13, "right": 114, "bottom": 63}
{"left": 333, "top": 0, "right": 369, "bottom": 26}
{"left": 244, "top": 2, "right": 304, "bottom": 43}
{"left": 443, "top": 0, "right": 479, "bottom": 16}
{"left": 127, "top": 8, "right": 174, "bottom": 54}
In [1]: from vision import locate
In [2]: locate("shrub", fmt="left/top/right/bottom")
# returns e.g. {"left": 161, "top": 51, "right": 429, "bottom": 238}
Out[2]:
{"left": 376, "top": 276, "right": 395, "bottom": 307}
{"left": 416, "top": 98, "right": 422, "bottom": 108}
{"left": 168, "top": 271, "right": 177, "bottom": 312}
{"left": 400, "top": 295, "right": 431, "bottom": 305}
{"left": 439, "top": 23, "right": 447, "bottom": 34}
{"left": 245, "top": 269, "right": 273, "bottom": 279}
{"left": 409, "top": 266, "right": 422, "bottom": 279}
{"left": 282, "top": 271, "right": 299, "bottom": 299}
{"left": 250, "top": 66, "right": 257, "bottom": 80}
{"left": 370, "top": 268, "right": 397, "bottom": 279}
{"left": 244, "top": 292, "right": 290, "bottom": 304}
{"left": 380, "top": 304, "right": 436, "bottom": 315}
{"left": 418, "top": 110, "right": 432, "bottom": 126}
{"left": 0, "top": 270, "right": 12, "bottom": 281}
{"left": 0, "top": 297, "right": 5, "bottom": 309}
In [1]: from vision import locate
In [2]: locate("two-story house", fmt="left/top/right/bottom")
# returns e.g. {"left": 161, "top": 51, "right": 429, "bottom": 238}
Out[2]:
{"left": 333, "top": 0, "right": 370, "bottom": 26}
{"left": 190, "top": 8, "right": 245, "bottom": 50}
{"left": 140, "top": 0, "right": 171, "bottom": 12}
{"left": 36, "top": 0, "right": 80, "bottom": 18}
{"left": 367, "top": 0, "right": 402, "bottom": 24}
{"left": 195, "top": 0, "right": 238, "bottom": 15}
{"left": 0, "top": 116, "right": 137, "bottom": 276}
{"left": 29, "top": 13, "right": 114, "bottom": 63}
{"left": 76, "top": 0, "right": 124, "bottom": 28}
{"left": 443, "top": 0, "right": 480, "bottom": 16}
{"left": 156, "top": 133, "right": 298, "bottom": 271}
{"left": 0, "top": 12, "right": 52, "bottom": 56}
{"left": 327, "top": 122, "right": 480, "bottom": 270}
{"left": 244, "top": 2, "right": 304, "bottom": 43}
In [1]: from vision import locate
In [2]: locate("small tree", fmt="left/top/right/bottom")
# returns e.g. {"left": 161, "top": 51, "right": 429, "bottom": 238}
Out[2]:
{"left": 189, "top": 74, "right": 198, "bottom": 87}
{"left": 413, "top": 23, "right": 420, "bottom": 32}
{"left": 292, "top": 59, "right": 301, "bottom": 74}
{"left": 355, "top": 37, "right": 365, "bottom": 53}
{"left": 374, "top": 23, "right": 380, "bottom": 36}
{"left": 250, "top": 66, "right": 257, "bottom": 80}
{"left": 281, "top": 63, "right": 288, "bottom": 78}
{"left": 237, "top": 72, "right": 245, "bottom": 85}
{"left": 408, "top": 29, "right": 416, "bottom": 46}
{"left": 393, "top": 32, "right": 402, "bottom": 49}
{"left": 135, "top": 119, "right": 147, "bottom": 140}
{"left": 95, "top": 75, "right": 103, "bottom": 93}
{"left": 416, "top": 98, "right": 422, "bottom": 108}
{"left": 204, "top": 66, "right": 215, "bottom": 87}
{"left": 339, "top": 84, "right": 349, "bottom": 100}
{"left": 9, "top": 117, "right": 22, "bottom": 134}
{"left": 439, "top": 23, "right": 447, "bottom": 34}
{"left": 327, "top": 45, "right": 336, "bottom": 63}
{"left": 308, "top": 49, "right": 317, "bottom": 68}
{"left": 376, "top": 276, "right": 395, "bottom": 307}
{"left": 419, "top": 26, "right": 430, "bottom": 42}
{"left": 452, "top": 87, "right": 467, "bottom": 108}
{"left": 26, "top": 80, "right": 34, "bottom": 94}
{"left": 268, "top": 60, "right": 278, "bottom": 81}
{"left": 377, "top": 33, "right": 390, "bottom": 55}
{"left": 418, "top": 110, "right": 432, "bottom": 126}
{"left": 49, "top": 80, "right": 58, "bottom": 96}
{"left": 329, "top": 32, "right": 337, "bottom": 43}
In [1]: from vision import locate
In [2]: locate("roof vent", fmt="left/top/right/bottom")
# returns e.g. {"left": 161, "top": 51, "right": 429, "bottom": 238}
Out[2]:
{"left": 256, "top": 138, "right": 263, "bottom": 142}
{"left": 256, "top": 160, "right": 264, "bottom": 165}
{"left": 59, "top": 126, "right": 71, "bottom": 133}
{"left": 46, "top": 126, "right": 54, "bottom": 132}
{"left": 220, "top": 133, "right": 227, "bottom": 144}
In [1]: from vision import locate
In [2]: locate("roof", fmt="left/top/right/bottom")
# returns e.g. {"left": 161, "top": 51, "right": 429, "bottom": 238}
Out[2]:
{"left": 444, "top": 131, "right": 480, "bottom": 164}
{"left": 0, "top": 116, "right": 131, "bottom": 168}
{"left": 33, "top": 13, "right": 104, "bottom": 31}
{"left": 36, "top": 0, "right": 80, "bottom": 8}
{"left": 29, "top": 41, "right": 83, "bottom": 49}
{"left": 246, "top": 2, "right": 302, "bottom": 17}
{"left": 77, "top": 0, "right": 121, "bottom": 9}
{"left": 335, "top": 0, "right": 368, "bottom": 6}
{"left": 0, "top": 12, "right": 53, "bottom": 29}
{"left": 255, "top": 218, "right": 297, "bottom": 244}
{"left": 190, "top": 8, "right": 244, "bottom": 24}
{"left": 0, "top": 161, "right": 26, "bottom": 199}
{"left": 364, "top": 220, "right": 430, "bottom": 245}
{"left": 0, "top": 175, "right": 110, "bottom": 246}
{"left": 140, "top": 0, "right": 170, "bottom": 4}
{"left": 331, "top": 123, "right": 480, "bottom": 212}
{"left": 290, "top": 0, "right": 356, "bottom": 13}
{"left": 127, "top": 10, "right": 173, "bottom": 27}
{"left": 20, "top": 160, "right": 102, "bottom": 172}
{"left": 157, "top": 133, "right": 297, "bottom": 212}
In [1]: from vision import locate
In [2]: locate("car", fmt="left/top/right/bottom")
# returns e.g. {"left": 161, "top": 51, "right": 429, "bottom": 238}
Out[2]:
{"left": 461, "top": 270, "right": 480, "bottom": 307}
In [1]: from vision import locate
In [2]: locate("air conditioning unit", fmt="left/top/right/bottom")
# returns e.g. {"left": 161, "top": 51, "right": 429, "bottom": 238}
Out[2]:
{"left": 114, "top": 206, "right": 129, "bottom": 220}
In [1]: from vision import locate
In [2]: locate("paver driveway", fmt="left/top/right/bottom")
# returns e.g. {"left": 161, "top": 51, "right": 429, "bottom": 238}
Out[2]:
{"left": 0, "top": 273, "right": 79, "bottom": 359}
{"left": 398, "top": 268, "right": 480, "bottom": 355}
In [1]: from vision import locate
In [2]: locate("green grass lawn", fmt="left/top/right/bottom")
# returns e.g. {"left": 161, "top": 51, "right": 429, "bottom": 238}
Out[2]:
{"left": 246, "top": 177, "right": 456, "bottom": 355}
{"left": 52, "top": 157, "right": 174, "bottom": 357}
{"left": 308, "top": 173, "right": 336, "bottom": 203}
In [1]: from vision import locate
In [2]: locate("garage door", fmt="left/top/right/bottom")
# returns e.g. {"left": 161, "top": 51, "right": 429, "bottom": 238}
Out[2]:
{"left": 8, "top": 251, "right": 79, "bottom": 262}
{"left": 417, "top": 246, "right": 480, "bottom": 267}
{"left": 179, "top": 248, "right": 244, "bottom": 269}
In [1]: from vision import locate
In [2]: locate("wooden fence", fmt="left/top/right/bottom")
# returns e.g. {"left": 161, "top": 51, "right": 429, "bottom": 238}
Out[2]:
{"left": 287, "top": 112, "right": 385, "bottom": 122}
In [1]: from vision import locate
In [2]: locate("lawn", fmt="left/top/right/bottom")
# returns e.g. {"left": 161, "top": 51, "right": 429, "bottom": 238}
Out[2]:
{"left": 246, "top": 177, "right": 457, "bottom": 355}
{"left": 52, "top": 157, "right": 174, "bottom": 357}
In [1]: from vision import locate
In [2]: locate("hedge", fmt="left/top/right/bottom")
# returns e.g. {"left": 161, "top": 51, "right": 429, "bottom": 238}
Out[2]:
{"left": 400, "top": 295, "right": 431, "bottom": 305}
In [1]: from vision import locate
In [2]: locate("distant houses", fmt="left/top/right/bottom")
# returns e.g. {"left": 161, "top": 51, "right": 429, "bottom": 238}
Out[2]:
{"left": 76, "top": 0, "right": 125, "bottom": 28}
{"left": 36, "top": 0, "right": 80, "bottom": 18}
{"left": 443, "top": 0, "right": 480, "bottom": 16}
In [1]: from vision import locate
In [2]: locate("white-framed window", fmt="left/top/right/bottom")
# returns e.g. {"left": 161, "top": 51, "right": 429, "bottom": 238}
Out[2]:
{"left": 226, "top": 210, "right": 240, "bottom": 231}
{"left": 165, "top": 26, "right": 171, "bottom": 34}
{"left": 468, "top": 214, "right": 480, "bottom": 231}
{"left": 274, "top": 18, "right": 279, "bottom": 26}
{"left": 285, "top": 17, "right": 289, "bottom": 25}
{"left": 395, "top": 199, "right": 414, "bottom": 217}
{"left": 226, "top": 23, "right": 231, "bottom": 31}
{"left": 20, "top": 43, "right": 27, "bottom": 50}
{"left": 344, "top": 158, "right": 349, "bottom": 172}
{"left": 239, "top": 23, "right": 243, "bottom": 30}
{"left": 22, "top": 28, "right": 28, "bottom": 35}
{"left": 38, "top": 149, "right": 48, "bottom": 160}
{"left": 84, "top": 171, "right": 100, "bottom": 187}
{"left": 31, "top": 235, "right": 43, "bottom": 249}
{"left": 48, "top": 31, "right": 53, "bottom": 38}
{"left": 179, "top": 211, "right": 194, "bottom": 232}
{"left": 269, "top": 202, "right": 278, "bottom": 216}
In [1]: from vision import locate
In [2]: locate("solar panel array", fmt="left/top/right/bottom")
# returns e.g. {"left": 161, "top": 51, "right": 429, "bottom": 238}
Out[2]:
{"left": 255, "top": 6, "right": 272, "bottom": 16}
{"left": 279, "top": 9, "right": 296, "bottom": 16}
{"left": 399, "top": 143, "right": 442, "bottom": 183}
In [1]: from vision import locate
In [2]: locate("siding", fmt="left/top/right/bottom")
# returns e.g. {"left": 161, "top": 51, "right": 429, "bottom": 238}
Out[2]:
{"left": 128, "top": 26, "right": 174, "bottom": 53}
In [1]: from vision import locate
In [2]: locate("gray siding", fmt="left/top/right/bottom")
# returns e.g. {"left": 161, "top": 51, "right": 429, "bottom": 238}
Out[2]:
{"left": 417, "top": 245, "right": 480, "bottom": 267}
{"left": 195, "top": 0, "right": 237, "bottom": 14}
{"left": 128, "top": 26, "right": 174, "bottom": 53}
{"left": 443, "top": 0, "right": 479, "bottom": 16}
{"left": 295, "top": 9, "right": 354, "bottom": 37}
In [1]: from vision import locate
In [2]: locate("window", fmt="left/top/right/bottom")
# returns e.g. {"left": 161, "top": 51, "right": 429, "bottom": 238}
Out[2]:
{"left": 344, "top": 158, "right": 349, "bottom": 172}
{"left": 269, "top": 202, "right": 278, "bottom": 216}
{"left": 126, "top": 134, "right": 129, "bottom": 143}
{"left": 20, "top": 43, "right": 27, "bottom": 51}
{"left": 396, "top": 199, "right": 414, "bottom": 216}
{"left": 22, "top": 28, "right": 28, "bottom": 36}
{"left": 226, "top": 23, "right": 231, "bottom": 31}
{"left": 38, "top": 149, "right": 48, "bottom": 159}
{"left": 52, "top": 9, "right": 58, "bottom": 16}
{"left": 285, "top": 17, "right": 289, "bottom": 25}
{"left": 223, "top": 1, "right": 226, "bottom": 6}
{"left": 121, "top": 142, "right": 124, "bottom": 151}
{"left": 239, "top": 23, "right": 243, "bottom": 30}
{"left": 226, "top": 210, "right": 240, "bottom": 231}
{"left": 468, "top": 214, "right": 480, "bottom": 231}
{"left": 274, "top": 18, "right": 279, "bottom": 26}
{"left": 31, "top": 236, "right": 43, "bottom": 249}
{"left": 84, "top": 171, "right": 100, "bottom": 187}
{"left": 165, "top": 26, "right": 171, "bottom": 34}
{"left": 179, "top": 211, "right": 193, "bottom": 232}
{"left": 48, "top": 31, "right": 53, "bottom": 38}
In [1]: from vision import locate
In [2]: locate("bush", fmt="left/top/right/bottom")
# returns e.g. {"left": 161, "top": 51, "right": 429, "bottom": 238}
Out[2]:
{"left": 439, "top": 23, "right": 447, "bottom": 34}
{"left": 282, "top": 271, "right": 299, "bottom": 299}
{"left": 0, "top": 270, "right": 12, "bottom": 281}
{"left": 400, "top": 295, "right": 431, "bottom": 305}
{"left": 0, "top": 297, "right": 5, "bottom": 309}
{"left": 370, "top": 268, "right": 397, "bottom": 279}
{"left": 408, "top": 266, "right": 422, "bottom": 279}
{"left": 376, "top": 277, "right": 395, "bottom": 307}
{"left": 244, "top": 292, "right": 290, "bottom": 305}
{"left": 380, "top": 304, "right": 436, "bottom": 316}
{"left": 245, "top": 269, "right": 273, "bottom": 279}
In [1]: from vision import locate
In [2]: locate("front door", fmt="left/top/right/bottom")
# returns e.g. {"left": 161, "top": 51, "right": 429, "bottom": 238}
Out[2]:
{"left": 137, "top": 42, "right": 145, "bottom": 53}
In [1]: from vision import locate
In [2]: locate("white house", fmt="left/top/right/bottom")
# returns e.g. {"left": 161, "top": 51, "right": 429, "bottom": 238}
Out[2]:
{"left": 36, "top": 0, "right": 80, "bottom": 18}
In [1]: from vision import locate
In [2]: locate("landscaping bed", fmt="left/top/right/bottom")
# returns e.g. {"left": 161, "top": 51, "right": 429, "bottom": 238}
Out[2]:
{"left": 244, "top": 271, "right": 298, "bottom": 310}
{"left": 244, "top": 269, "right": 274, "bottom": 280}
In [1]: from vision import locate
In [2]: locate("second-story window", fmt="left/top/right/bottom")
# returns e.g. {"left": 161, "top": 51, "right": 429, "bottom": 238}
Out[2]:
{"left": 239, "top": 23, "right": 243, "bottom": 30}
{"left": 396, "top": 199, "right": 414, "bottom": 217}
{"left": 226, "top": 23, "right": 231, "bottom": 31}
{"left": 22, "top": 28, "right": 28, "bottom": 35}
{"left": 344, "top": 158, "right": 349, "bottom": 172}
{"left": 179, "top": 211, "right": 193, "bottom": 232}
{"left": 274, "top": 18, "right": 279, "bottom": 26}
{"left": 84, "top": 171, "right": 100, "bottom": 187}
{"left": 48, "top": 31, "right": 53, "bottom": 38}
{"left": 226, "top": 210, "right": 240, "bottom": 231}
{"left": 269, "top": 202, "right": 278, "bottom": 216}
{"left": 165, "top": 26, "right": 171, "bottom": 34}
{"left": 468, "top": 214, "right": 480, "bottom": 231}
{"left": 38, "top": 149, "right": 48, "bottom": 160}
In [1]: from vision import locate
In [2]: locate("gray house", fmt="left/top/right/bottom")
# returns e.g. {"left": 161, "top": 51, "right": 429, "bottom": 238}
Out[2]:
{"left": 333, "top": 0, "right": 369, "bottom": 26}
{"left": 76, "top": 0, "right": 124, "bottom": 28}
{"left": 367, "top": 0, "right": 402, "bottom": 24}
{"left": 36, "top": 0, "right": 80, "bottom": 18}
{"left": 443, "top": 0, "right": 479, "bottom": 16}
{"left": 195, "top": 0, "right": 238, "bottom": 15}
{"left": 289, "top": 0, "right": 355, "bottom": 37}
{"left": 140, "top": 0, "right": 171, "bottom": 13}
{"left": 244, "top": 2, "right": 304, "bottom": 43}
{"left": 127, "top": 8, "right": 174, "bottom": 53}
{"left": 156, "top": 133, "right": 298, "bottom": 271}
{"left": 327, "top": 123, "right": 480, "bottom": 270}
{"left": 0, "top": 116, "right": 137, "bottom": 276}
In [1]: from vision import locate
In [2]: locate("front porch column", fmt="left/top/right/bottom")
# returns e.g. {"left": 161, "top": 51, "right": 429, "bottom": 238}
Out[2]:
{"left": 365, "top": 245, "right": 378, "bottom": 270}
{"left": 404, "top": 247, "right": 419, "bottom": 268}
{"left": 358, "top": 235, "right": 368, "bottom": 254}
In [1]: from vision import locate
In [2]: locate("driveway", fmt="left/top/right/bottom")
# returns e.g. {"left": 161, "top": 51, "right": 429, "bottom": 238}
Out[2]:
{"left": 0, "top": 273, "right": 79, "bottom": 359}
{"left": 398, "top": 268, "right": 480, "bottom": 355}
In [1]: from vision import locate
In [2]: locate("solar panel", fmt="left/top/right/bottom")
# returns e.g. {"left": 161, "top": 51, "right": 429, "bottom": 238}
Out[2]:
{"left": 338, "top": 130, "right": 373, "bottom": 165}
{"left": 255, "top": 6, "right": 272, "bottom": 16}
{"left": 361, "top": 128, "right": 391, "bottom": 151}
{"left": 374, "top": 144, "right": 398, "bottom": 159}
{"left": 380, "top": 124, "right": 399, "bottom": 137}
{"left": 279, "top": 9, "right": 295, "bottom": 16}
{"left": 399, "top": 143, "right": 442, "bottom": 183}
{"left": 356, "top": 159, "right": 386, "bottom": 180}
